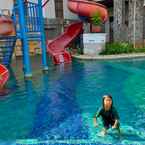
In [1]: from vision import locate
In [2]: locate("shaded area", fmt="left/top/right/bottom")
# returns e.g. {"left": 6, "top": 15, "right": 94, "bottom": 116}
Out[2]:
{"left": 28, "top": 62, "right": 89, "bottom": 140}
{"left": 98, "top": 0, "right": 113, "bottom": 8}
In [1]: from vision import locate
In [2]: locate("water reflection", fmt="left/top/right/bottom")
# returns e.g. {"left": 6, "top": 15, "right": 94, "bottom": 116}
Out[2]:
{"left": 28, "top": 62, "right": 88, "bottom": 140}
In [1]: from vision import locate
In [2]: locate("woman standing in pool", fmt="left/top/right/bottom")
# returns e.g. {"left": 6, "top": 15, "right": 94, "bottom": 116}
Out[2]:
{"left": 93, "top": 95, "right": 120, "bottom": 136}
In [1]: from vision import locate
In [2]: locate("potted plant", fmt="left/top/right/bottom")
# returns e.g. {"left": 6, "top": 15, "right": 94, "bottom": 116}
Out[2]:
{"left": 90, "top": 12, "right": 102, "bottom": 33}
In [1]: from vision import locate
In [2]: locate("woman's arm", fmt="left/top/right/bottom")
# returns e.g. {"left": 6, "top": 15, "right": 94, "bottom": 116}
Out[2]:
{"left": 112, "top": 107, "right": 120, "bottom": 128}
{"left": 93, "top": 117, "right": 98, "bottom": 127}
{"left": 112, "top": 119, "right": 119, "bottom": 128}
{"left": 93, "top": 108, "right": 102, "bottom": 127}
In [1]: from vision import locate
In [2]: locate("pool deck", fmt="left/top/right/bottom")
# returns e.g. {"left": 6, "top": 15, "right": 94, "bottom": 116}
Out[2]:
{"left": 72, "top": 53, "right": 145, "bottom": 60}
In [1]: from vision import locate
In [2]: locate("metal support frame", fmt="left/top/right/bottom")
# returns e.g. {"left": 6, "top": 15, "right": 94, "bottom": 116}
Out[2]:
{"left": 38, "top": 0, "right": 48, "bottom": 71}
{"left": 17, "top": 0, "right": 32, "bottom": 77}
{"left": 14, "top": 0, "right": 48, "bottom": 77}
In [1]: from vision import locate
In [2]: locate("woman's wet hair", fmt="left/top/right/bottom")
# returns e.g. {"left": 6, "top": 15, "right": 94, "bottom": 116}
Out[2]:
{"left": 102, "top": 94, "right": 113, "bottom": 108}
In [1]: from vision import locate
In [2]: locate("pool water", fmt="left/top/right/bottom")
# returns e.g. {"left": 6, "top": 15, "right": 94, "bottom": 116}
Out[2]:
{"left": 0, "top": 57, "right": 145, "bottom": 145}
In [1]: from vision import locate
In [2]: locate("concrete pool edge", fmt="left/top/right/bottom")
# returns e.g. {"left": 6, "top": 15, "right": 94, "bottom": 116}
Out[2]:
{"left": 72, "top": 53, "right": 145, "bottom": 60}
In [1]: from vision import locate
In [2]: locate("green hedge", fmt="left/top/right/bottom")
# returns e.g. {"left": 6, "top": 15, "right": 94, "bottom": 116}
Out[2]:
{"left": 100, "top": 42, "right": 145, "bottom": 55}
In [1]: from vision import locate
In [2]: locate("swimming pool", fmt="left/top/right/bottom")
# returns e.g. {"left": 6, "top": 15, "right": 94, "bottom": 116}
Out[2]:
{"left": 0, "top": 56, "right": 145, "bottom": 145}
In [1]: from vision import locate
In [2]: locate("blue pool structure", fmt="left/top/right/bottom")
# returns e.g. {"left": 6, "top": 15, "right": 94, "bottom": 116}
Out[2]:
{"left": 0, "top": 56, "right": 145, "bottom": 145}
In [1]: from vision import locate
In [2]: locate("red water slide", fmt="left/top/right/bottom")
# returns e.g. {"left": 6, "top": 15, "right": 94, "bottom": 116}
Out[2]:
{"left": 68, "top": 0, "right": 108, "bottom": 22}
{"left": 47, "top": 0, "right": 108, "bottom": 64}
{"left": 0, "top": 64, "right": 9, "bottom": 89}
{"left": 47, "top": 22, "right": 83, "bottom": 64}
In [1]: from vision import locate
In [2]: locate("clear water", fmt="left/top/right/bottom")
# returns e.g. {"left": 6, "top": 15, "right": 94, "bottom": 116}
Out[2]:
{"left": 0, "top": 57, "right": 145, "bottom": 145}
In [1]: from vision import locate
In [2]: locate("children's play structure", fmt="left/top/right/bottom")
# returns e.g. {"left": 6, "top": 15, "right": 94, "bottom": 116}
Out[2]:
{"left": 12, "top": 0, "right": 48, "bottom": 77}
{"left": 0, "top": 64, "right": 9, "bottom": 88}
{"left": 0, "top": 15, "right": 15, "bottom": 87}
{"left": 0, "top": 0, "right": 50, "bottom": 78}
{"left": 0, "top": 0, "right": 50, "bottom": 87}
{"left": 0, "top": 0, "right": 108, "bottom": 86}
{"left": 47, "top": 0, "right": 108, "bottom": 64}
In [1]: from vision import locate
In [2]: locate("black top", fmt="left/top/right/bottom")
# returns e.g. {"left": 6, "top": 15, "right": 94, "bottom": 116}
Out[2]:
{"left": 94, "top": 106, "right": 119, "bottom": 122}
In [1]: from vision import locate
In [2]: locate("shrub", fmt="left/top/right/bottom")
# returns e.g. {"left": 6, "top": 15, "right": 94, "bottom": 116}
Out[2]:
{"left": 91, "top": 12, "right": 102, "bottom": 26}
{"left": 100, "top": 42, "right": 145, "bottom": 55}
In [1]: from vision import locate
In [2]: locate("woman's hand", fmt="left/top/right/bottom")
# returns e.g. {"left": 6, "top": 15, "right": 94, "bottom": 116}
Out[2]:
{"left": 94, "top": 122, "right": 98, "bottom": 127}
{"left": 112, "top": 119, "right": 118, "bottom": 129}
{"left": 93, "top": 118, "right": 98, "bottom": 127}
{"left": 112, "top": 124, "right": 117, "bottom": 129}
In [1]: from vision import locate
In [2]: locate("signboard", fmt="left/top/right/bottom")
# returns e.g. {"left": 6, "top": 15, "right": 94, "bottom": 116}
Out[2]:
{"left": 83, "top": 33, "right": 107, "bottom": 55}
{"left": 83, "top": 33, "right": 107, "bottom": 44}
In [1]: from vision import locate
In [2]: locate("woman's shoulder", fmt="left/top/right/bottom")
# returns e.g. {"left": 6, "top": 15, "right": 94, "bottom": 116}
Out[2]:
{"left": 98, "top": 107, "right": 103, "bottom": 111}
{"left": 111, "top": 106, "right": 118, "bottom": 113}
{"left": 95, "top": 107, "right": 103, "bottom": 113}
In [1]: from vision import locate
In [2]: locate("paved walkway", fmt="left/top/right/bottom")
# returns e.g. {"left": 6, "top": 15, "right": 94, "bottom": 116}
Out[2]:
{"left": 72, "top": 53, "right": 145, "bottom": 60}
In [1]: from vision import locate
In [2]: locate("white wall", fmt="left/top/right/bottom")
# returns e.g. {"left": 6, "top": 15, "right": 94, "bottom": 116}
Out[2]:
{"left": 0, "top": 0, "right": 55, "bottom": 18}
{"left": 43, "top": 0, "right": 56, "bottom": 18}
{"left": 0, "top": 0, "right": 13, "bottom": 14}
{"left": 0, "top": 0, "right": 80, "bottom": 19}
{"left": 63, "top": 0, "right": 79, "bottom": 20}
{"left": 21, "top": 0, "right": 56, "bottom": 18}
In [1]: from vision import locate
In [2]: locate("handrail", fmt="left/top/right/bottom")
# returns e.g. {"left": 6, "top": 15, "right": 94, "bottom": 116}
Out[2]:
{"left": 42, "top": 0, "right": 50, "bottom": 8}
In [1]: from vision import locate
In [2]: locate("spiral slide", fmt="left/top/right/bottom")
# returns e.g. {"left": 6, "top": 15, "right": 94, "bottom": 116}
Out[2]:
{"left": 47, "top": 0, "right": 108, "bottom": 64}
{"left": 68, "top": 0, "right": 108, "bottom": 22}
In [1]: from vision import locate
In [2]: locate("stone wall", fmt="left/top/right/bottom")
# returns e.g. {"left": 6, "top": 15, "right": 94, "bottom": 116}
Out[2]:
{"left": 44, "top": 18, "right": 78, "bottom": 40}
{"left": 113, "top": 0, "right": 126, "bottom": 42}
{"left": 44, "top": 18, "right": 64, "bottom": 40}
{"left": 113, "top": 0, "right": 144, "bottom": 47}
{"left": 128, "top": 0, "right": 144, "bottom": 47}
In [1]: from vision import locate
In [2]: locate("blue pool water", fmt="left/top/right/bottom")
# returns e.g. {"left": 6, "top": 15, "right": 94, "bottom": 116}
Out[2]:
{"left": 0, "top": 57, "right": 145, "bottom": 145}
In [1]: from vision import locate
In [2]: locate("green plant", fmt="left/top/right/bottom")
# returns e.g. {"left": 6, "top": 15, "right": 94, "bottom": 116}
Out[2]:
{"left": 91, "top": 12, "right": 102, "bottom": 26}
{"left": 100, "top": 42, "right": 145, "bottom": 55}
